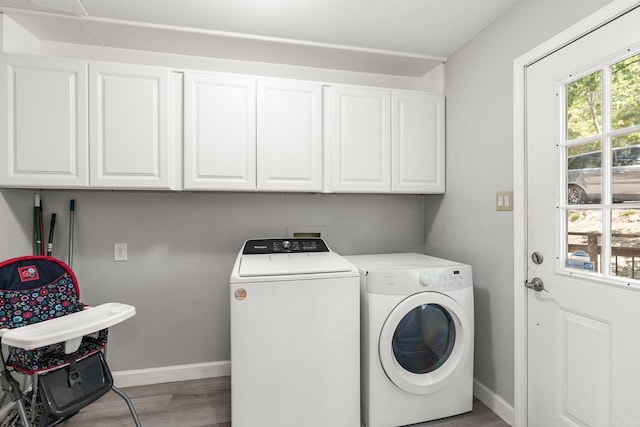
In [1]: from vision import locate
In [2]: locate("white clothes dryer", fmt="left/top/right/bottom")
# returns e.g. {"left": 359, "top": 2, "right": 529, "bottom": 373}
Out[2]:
{"left": 229, "top": 238, "right": 360, "bottom": 427}
{"left": 345, "top": 253, "right": 474, "bottom": 427}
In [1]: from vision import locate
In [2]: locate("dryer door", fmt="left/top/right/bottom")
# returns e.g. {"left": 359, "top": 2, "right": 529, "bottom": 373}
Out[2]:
{"left": 378, "top": 292, "right": 471, "bottom": 395}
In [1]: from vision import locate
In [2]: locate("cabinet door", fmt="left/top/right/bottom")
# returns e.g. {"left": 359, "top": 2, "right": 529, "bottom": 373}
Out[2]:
{"left": 0, "top": 56, "right": 88, "bottom": 188}
{"left": 90, "top": 63, "right": 170, "bottom": 189}
{"left": 391, "top": 92, "right": 445, "bottom": 193}
{"left": 257, "top": 79, "right": 322, "bottom": 191}
{"left": 184, "top": 73, "right": 256, "bottom": 190}
{"left": 329, "top": 85, "right": 391, "bottom": 192}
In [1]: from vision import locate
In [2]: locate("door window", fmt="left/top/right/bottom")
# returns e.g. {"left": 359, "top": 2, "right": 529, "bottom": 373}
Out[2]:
{"left": 563, "top": 51, "right": 640, "bottom": 281}
{"left": 392, "top": 304, "right": 455, "bottom": 374}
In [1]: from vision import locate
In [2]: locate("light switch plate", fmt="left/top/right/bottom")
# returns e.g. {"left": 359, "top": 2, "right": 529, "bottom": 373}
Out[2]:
{"left": 496, "top": 191, "right": 513, "bottom": 211}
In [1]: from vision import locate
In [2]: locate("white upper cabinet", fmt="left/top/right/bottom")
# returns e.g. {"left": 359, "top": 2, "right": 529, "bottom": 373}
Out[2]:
{"left": 257, "top": 78, "right": 322, "bottom": 192}
{"left": 0, "top": 56, "right": 89, "bottom": 188}
{"left": 328, "top": 85, "right": 391, "bottom": 193}
{"left": 326, "top": 85, "right": 445, "bottom": 194}
{"left": 0, "top": 55, "right": 445, "bottom": 194}
{"left": 90, "top": 62, "right": 171, "bottom": 189}
{"left": 183, "top": 72, "right": 256, "bottom": 191}
{"left": 391, "top": 91, "right": 445, "bottom": 193}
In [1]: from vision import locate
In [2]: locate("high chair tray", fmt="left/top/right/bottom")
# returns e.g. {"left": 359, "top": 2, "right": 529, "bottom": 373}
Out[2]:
{"left": 0, "top": 303, "right": 136, "bottom": 350}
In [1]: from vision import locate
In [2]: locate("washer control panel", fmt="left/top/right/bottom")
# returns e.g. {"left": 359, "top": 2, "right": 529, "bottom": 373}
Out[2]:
{"left": 243, "top": 238, "right": 329, "bottom": 254}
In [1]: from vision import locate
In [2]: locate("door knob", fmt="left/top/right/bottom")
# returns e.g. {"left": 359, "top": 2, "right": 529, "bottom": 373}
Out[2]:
{"left": 525, "top": 277, "right": 546, "bottom": 292}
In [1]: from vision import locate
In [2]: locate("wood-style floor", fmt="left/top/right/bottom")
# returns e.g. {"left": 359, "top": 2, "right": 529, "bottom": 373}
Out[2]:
{"left": 62, "top": 377, "right": 510, "bottom": 426}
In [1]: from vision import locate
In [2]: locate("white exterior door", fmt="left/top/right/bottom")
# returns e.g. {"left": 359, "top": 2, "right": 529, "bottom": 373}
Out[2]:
{"left": 0, "top": 56, "right": 88, "bottom": 188}
{"left": 257, "top": 78, "right": 322, "bottom": 192}
{"left": 90, "top": 63, "right": 170, "bottom": 189}
{"left": 329, "top": 85, "right": 391, "bottom": 193}
{"left": 526, "top": 6, "right": 640, "bottom": 426}
{"left": 183, "top": 72, "right": 256, "bottom": 191}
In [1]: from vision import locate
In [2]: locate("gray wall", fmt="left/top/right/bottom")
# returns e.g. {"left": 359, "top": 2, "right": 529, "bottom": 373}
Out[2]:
{"left": 0, "top": 189, "right": 32, "bottom": 259}
{"left": 425, "top": 0, "right": 614, "bottom": 407}
{"left": 2, "top": 190, "right": 425, "bottom": 370}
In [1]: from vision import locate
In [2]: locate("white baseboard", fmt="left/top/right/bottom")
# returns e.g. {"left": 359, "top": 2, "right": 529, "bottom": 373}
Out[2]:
{"left": 473, "top": 378, "right": 515, "bottom": 426}
{"left": 112, "top": 360, "right": 231, "bottom": 388}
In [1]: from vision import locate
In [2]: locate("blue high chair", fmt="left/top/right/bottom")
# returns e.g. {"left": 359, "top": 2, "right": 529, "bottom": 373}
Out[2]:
{"left": 0, "top": 256, "right": 141, "bottom": 426}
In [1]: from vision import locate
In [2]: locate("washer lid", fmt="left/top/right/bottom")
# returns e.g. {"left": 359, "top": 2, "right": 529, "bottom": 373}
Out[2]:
{"left": 238, "top": 252, "right": 355, "bottom": 277}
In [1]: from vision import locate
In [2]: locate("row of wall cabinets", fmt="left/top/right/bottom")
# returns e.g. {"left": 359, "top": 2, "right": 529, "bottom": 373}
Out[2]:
{"left": 0, "top": 55, "right": 445, "bottom": 193}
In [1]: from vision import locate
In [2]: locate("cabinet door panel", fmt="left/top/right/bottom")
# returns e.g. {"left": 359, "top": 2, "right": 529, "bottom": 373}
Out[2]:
{"left": 184, "top": 73, "right": 256, "bottom": 190}
{"left": 257, "top": 79, "right": 322, "bottom": 191}
{"left": 392, "top": 92, "right": 445, "bottom": 193}
{"left": 90, "top": 63, "right": 170, "bottom": 189}
{"left": 330, "top": 86, "right": 390, "bottom": 192}
{"left": 0, "top": 56, "right": 88, "bottom": 187}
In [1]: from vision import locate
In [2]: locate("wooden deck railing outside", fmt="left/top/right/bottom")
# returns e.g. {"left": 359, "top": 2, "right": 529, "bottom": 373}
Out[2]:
{"left": 568, "top": 231, "right": 640, "bottom": 278}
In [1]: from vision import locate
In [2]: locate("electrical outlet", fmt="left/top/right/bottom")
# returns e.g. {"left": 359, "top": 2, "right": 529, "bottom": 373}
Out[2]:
{"left": 114, "top": 243, "right": 128, "bottom": 261}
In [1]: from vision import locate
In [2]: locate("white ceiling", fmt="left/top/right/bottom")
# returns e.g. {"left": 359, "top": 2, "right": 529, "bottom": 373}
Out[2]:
{"left": 0, "top": 0, "right": 519, "bottom": 76}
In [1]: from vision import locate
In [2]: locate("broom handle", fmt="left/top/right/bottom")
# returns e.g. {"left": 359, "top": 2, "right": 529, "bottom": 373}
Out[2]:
{"left": 47, "top": 213, "right": 57, "bottom": 256}
{"left": 68, "top": 200, "right": 75, "bottom": 268}
{"left": 34, "top": 194, "right": 41, "bottom": 255}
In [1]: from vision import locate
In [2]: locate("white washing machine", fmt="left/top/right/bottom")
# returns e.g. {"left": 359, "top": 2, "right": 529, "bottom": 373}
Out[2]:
{"left": 345, "top": 253, "right": 474, "bottom": 427}
{"left": 229, "top": 238, "right": 360, "bottom": 427}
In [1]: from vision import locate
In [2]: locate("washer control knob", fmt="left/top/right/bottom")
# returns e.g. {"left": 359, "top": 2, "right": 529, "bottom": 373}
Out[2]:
{"left": 281, "top": 240, "right": 292, "bottom": 250}
{"left": 419, "top": 275, "right": 430, "bottom": 287}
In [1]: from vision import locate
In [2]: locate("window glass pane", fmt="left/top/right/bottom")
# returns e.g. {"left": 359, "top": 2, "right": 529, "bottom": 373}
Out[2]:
{"left": 566, "top": 71, "right": 602, "bottom": 140}
{"left": 567, "top": 209, "right": 601, "bottom": 272}
{"left": 611, "top": 209, "right": 640, "bottom": 278}
{"left": 392, "top": 304, "right": 455, "bottom": 374}
{"left": 562, "top": 53, "right": 640, "bottom": 283}
{"left": 567, "top": 141, "right": 602, "bottom": 204}
{"left": 612, "top": 132, "right": 640, "bottom": 203}
{"left": 611, "top": 53, "right": 640, "bottom": 130}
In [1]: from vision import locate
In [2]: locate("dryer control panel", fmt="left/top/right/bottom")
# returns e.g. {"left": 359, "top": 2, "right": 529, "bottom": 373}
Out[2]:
{"left": 366, "top": 265, "right": 472, "bottom": 295}
{"left": 243, "top": 238, "right": 329, "bottom": 254}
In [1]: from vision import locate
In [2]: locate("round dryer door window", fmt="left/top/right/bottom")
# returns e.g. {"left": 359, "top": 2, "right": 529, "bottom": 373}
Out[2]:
{"left": 392, "top": 304, "right": 456, "bottom": 374}
{"left": 379, "top": 292, "right": 471, "bottom": 395}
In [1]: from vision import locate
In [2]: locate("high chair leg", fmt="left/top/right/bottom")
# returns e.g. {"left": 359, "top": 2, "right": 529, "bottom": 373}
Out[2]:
{"left": 0, "top": 369, "right": 30, "bottom": 427}
{"left": 111, "top": 386, "right": 142, "bottom": 427}
{"left": 12, "top": 400, "right": 29, "bottom": 427}
{"left": 29, "top": 375, "right": 38, "bottom": 425}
